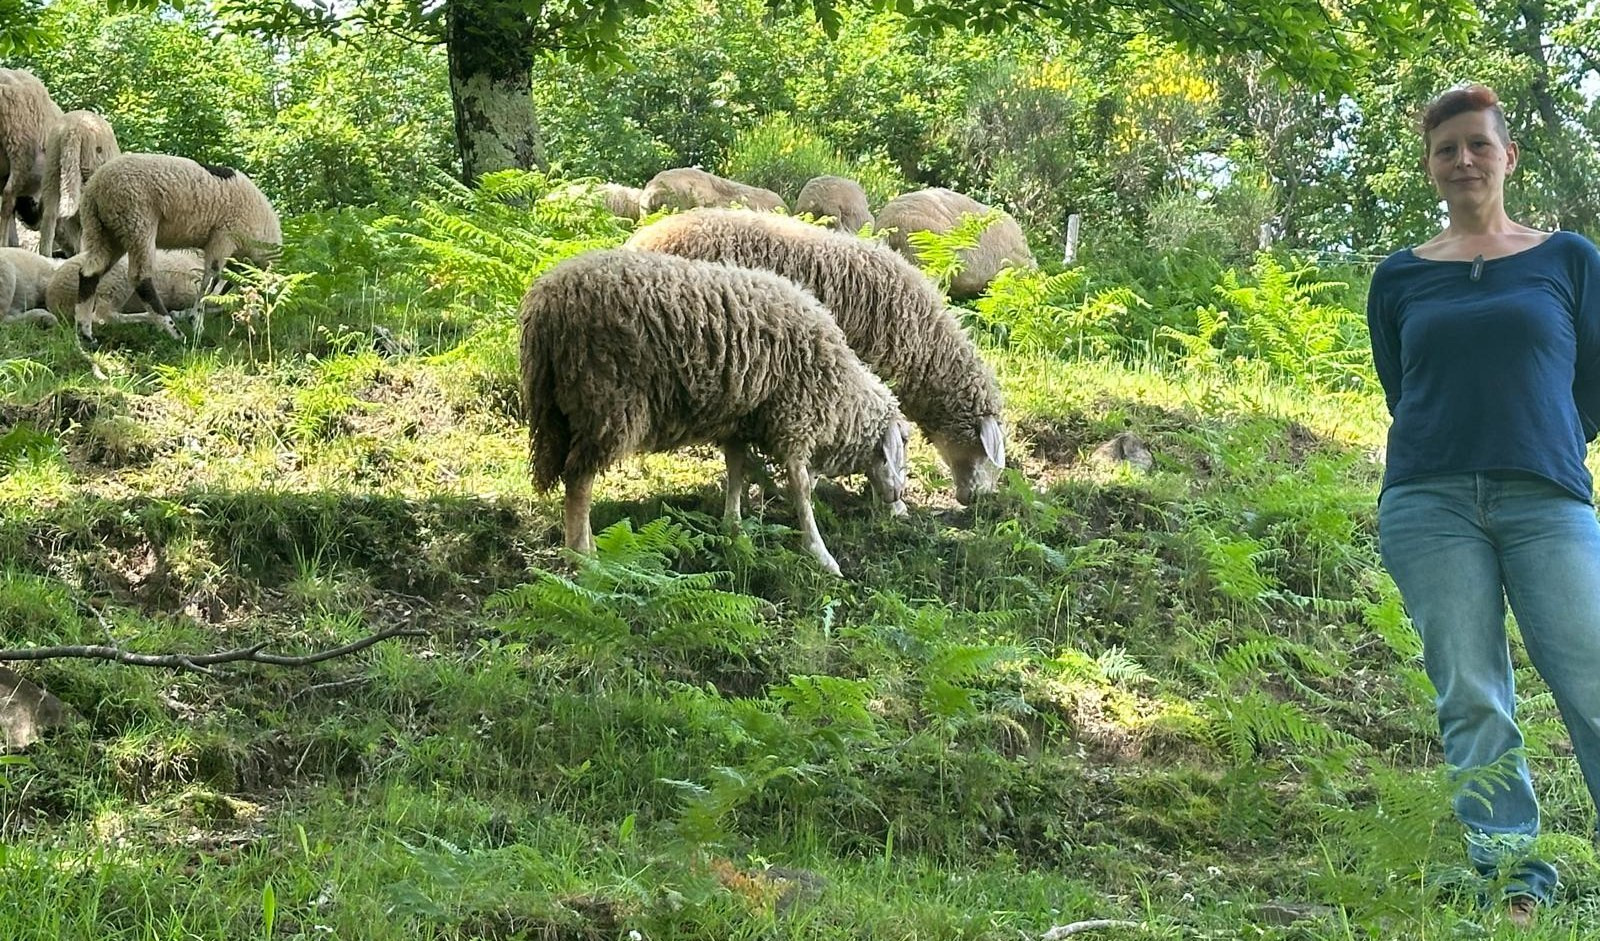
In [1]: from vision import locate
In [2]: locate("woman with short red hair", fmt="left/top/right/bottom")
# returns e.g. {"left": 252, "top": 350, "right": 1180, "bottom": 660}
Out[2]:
{"left": 1368, "top": 83, "right": 1600, "bottom": 928}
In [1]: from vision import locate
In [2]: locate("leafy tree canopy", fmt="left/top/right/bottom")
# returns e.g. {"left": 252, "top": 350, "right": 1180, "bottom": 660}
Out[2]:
{"left": 1, "top": 0, "right": 1476, "bottom": 95}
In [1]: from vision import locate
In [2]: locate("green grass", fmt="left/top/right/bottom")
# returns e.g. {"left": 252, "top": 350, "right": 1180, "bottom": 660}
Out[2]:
{"left": 3, "top": 192, "right": 1599, "bottom": 939}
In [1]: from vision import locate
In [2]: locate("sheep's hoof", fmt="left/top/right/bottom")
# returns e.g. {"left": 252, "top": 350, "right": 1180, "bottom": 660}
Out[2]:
{"left": 810, "top": 548, "right": 842, "bottom": 577}
{"left": 76, "top": 331, "right": 99, "bottom": 352}
{"left": 889, "top": 500, "right": 908, "bottom": 517}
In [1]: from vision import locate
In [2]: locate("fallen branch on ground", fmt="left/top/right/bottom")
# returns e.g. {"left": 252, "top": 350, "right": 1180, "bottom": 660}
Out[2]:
{"left": 0, "top": 627, "right": 427, "bottom": 675}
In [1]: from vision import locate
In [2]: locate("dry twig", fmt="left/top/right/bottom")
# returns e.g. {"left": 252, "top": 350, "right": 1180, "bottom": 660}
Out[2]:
{"left": 0, "top": 627, "right": 427, "bottom": 675}
{"left": 1040, "top": 921, "right": 1144, "bottom": 939}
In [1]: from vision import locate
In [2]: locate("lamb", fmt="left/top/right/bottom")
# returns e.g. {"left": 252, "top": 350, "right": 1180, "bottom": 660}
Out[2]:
{"left": 795, "top": 175, "right": 873, "bottom": 232}
{"left": 37, "top": 110, "right": 121, "bottom": 257}
{"left": 520, "top": 248, "right": 910, "bottom": 575}
{"left": 48, "top": 250, "right": 204, "bottom": 340}
{"left": 0, "top": 69, "right": 63, "bottom": 248}
{"left": 73, "top": 154, "right": 280, "bottom": 345}
{"left": 875, "top": 187, "right": 1037, "bottom": 299}
{"left": 0, "top": 246, "right": 61, "bottom": 317}
{"left": 626, "top": 208, "right": 1007, "bottom": 504}
{"left": 639, "top": 167, "right": 786, "bottom": 214}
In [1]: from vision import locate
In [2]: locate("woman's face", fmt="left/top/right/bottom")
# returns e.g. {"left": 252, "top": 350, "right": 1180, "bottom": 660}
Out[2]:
{"left": 1424, "top": 109, "right": 1518, "bottom": 209}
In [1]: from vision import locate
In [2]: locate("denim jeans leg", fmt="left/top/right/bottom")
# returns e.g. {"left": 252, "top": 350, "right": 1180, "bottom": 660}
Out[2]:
{"left": 1491, "top": 478, "right": 1600, "bottom": 847}
{"left": 1378, "top": 476, "right": 1557, "bottom": 901}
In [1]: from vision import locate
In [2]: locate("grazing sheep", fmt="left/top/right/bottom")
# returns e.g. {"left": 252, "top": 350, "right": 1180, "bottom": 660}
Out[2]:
{"left": 37, "top": 110, "right": 121, "bottom": 257}
{"left": 0, "top": 246, "right": 61, "bottom": 316}
{"left": 626, "top": 209, "right": 1006, "bottom": 503}
{"left": 640, "top": 167, "right": 786, "bottom": 214}
{"left": 549, "top": 181, "right": 645, "bottom": 221}
{"left": 48, "top": 250, "right": 204, "bottom": 340}
{"left": 520, "top": 248, "right": 910, "bottom": 575}
{"left": 795, "top": 175, "right": 873, "bottom": 232}
{"left": 876, "top": 187, "right": 1037, "bottom": 299}
{"left": 0, "top": 69, "right": 63, "bottom": 248}
{"left": 73, "top": 154, "right": 280, "bottom": 345}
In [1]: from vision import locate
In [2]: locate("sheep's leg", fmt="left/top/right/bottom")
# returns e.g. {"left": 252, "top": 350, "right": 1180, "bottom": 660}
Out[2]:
{"left": 563, "top": 471, "right": 596, "bottom": 554}
{"left": 723, "top": 444, "right": 746, "bottom": 529}
{"left": 133, "top": 279, "right": 180, "bottom": 339}
{"left": 0, "top": 183, "right": 16, "bottom": 249}
{"left": 38, "top": 203, "right": 56, "bottom": 257}
{"left": 73, "top": 269, "right": 105, "bottom": 347}
{"left": 784, "top": 457, "right": 840, "bottom": 576}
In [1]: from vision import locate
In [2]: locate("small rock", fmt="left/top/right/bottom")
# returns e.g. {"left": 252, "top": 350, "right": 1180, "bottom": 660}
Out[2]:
{"left": 1257, "top": 900, "right": 1337, "bottom": 926}
{"left": 1, "top": 665, "right": 79, "bottom": 751}
{"left": 1090, "top": 432, "right": 1154, "bottom": 473}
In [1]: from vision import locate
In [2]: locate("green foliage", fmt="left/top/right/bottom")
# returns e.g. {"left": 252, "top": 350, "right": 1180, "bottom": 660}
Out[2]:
{"left": 898, "top": 207, "right": 997, "bottom": 293}
{"left": 719, "top": 113, "right": 905, "bottom": 204}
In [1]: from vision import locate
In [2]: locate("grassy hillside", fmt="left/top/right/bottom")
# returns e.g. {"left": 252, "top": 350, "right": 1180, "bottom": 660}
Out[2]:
{"left": 1, "top": 180, "right": 1596, "bottom": 940}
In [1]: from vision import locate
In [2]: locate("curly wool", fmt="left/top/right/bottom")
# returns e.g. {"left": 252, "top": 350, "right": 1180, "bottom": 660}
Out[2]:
{"left": 77, "top": 154, "right": 281, "bottom": 285}
{"left": 640, "top": 167, "right": 785, "bottom": 214}
{"left": 46, "top": 250, "right": 202, "bottom": 322}
{"left": 625, "top": 208, "right": 1004, "bottom": 453}
{"left": 795, "top": 175, "right": 873, "bottom": 232}
{"left": 876, "top": 187, "right": 1036, "bottom": 299}
{"left": 39, "top": 110, "right": 120, "bottom": 255}
{"left": 0, "top": 246, "right": 61, "bottom": 314}
{"left": 0, "top": 69, "right": 63, "bottom": 238}
{"left": 519, "top": 248, "right": 899, "bottom": 492}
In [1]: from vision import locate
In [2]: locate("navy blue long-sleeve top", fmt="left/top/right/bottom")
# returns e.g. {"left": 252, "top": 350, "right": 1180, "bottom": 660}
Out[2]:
{"left": 1367, "top": 231, "right": 1600, "bottom": 503}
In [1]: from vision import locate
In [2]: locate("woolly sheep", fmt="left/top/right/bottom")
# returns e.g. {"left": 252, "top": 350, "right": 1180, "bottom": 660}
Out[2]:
{"left": 0, "top": 246, "right": 61, "bottom": 316}
{"left": 795, "top": 175, "right": 873, "bottom": 232}
{"left": 639, "top": 167, "right": 786, "bottom": 214}
{"left": 549, "top": 181, "right": 645, "bottom": 221}
{"left": 0, "top": 69, "right": 63, "bottom": 249}
{"left": 48, "top": 250, "right": 204, "bottom": 340}
{"left": 74, "top": 154, "right": 280, "bottom": 345}
{"left": 519, "top": 248, "right": 910, "bottom": 575}
{"left": 38, "top": 110, "right": 121, "bottom": 257}
{"left": 876, "top": 187, "right": 1037, "bottom": 299}
{"left": 626, "top": 208, "right": 1007, "bottom": 503}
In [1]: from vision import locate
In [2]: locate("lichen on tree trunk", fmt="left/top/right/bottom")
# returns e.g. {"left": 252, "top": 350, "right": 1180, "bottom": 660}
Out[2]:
{"left": 446, "top": 0, "right": 545, "bottom": 183}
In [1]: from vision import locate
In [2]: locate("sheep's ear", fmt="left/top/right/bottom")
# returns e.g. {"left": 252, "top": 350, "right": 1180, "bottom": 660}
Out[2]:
{"left": 980, "top": 416, "right": 1005, "bottom": 468}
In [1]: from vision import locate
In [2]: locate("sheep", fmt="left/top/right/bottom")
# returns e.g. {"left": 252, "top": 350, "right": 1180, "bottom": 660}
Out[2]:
{"left": 520, "top": 248, "right": 910, "bottom": 575}
{"left": 626, "top": 208, "right": 1007, "bottom": 504}
{"left": 548, "top": 181, "right": 645, "bottom": 221}
{"left": 639, "top": 167, "right": 786, "bottom": 214}
{"left": 0, "top": 69, "right": 63, "bottom": 249}
{"left": 875, "top": 187, "right": 1037, "bottom": 299}
{"left": 795, "top": 175, "right": 873, "bottom": 232}
{"left": 0, "top": 246, "right": 61, "bottom": 316}
{"left": 48, "top": 250, "right": 204, "bottom": 340}
{"left": 73, "top": 154, "right": 280, "bottom": 345}
{"left": 37, "top": 110, "right": 121, "bottom": 257}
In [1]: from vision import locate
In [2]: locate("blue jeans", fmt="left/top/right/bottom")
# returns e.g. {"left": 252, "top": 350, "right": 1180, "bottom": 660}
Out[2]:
{"left": 1378, "top": 472, "right": 1600, "bottom": 903}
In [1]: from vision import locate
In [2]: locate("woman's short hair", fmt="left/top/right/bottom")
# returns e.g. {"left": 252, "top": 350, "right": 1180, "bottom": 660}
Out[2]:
{"left": 1422, "top": 84, "right": 1510, "bottom": 150}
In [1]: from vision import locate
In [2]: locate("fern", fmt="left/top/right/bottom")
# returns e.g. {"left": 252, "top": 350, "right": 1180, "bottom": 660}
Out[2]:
{"left": 900, "top": 209, "right": 999, "bottom": 294}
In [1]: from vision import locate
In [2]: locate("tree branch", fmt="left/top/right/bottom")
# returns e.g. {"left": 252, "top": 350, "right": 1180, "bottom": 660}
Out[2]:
{"left": 0, "top": 627, "right": 427, "bottom": 674}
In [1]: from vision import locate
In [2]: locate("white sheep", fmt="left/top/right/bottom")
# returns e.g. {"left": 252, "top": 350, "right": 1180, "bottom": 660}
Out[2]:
{"left": 520, "top": 248, "right": 910, "bottom": 575}
{"left": 876, "top": 187, "right": 1037, "bottom": 299}
{"left": 37, "top": 110, "right": 120, "bottom": 257}
{"left": 795, "top": 175, "right": 873, "bottom": 232}
{"left": 48, "top": 250, "right": 204, "bottom": 340}
{"left": 626, "top": 208, "right": 1007, "bottom": 503}
{"left": 639, "top": 167, "right": 786, "bottom": 214}
{"left": 73, "top": 154, "right": 280, "bottom": 345}
{"left": 0, "top": 68, "right": 63, "bottom": 248}
{"left": 0, "top": 246, "right": 61, "bottom": 317}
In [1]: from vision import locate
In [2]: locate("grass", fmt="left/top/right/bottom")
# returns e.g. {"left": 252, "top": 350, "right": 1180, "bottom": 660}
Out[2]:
{"left": 2, "top": 193, "right": 1599, "bottom": 939}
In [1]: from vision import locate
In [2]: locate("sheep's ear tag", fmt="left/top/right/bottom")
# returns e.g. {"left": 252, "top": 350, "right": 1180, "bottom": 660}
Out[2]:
{"left": 980, "top": 417, "right": 1005, "bottom": 468}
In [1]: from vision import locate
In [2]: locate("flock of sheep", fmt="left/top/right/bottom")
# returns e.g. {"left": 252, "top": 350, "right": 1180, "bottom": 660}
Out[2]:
{"left": 3, "top": 63, "right": 1034, "bottom": 573}
{"left": 0, "top": 67, "right": 280, "bottom": 343}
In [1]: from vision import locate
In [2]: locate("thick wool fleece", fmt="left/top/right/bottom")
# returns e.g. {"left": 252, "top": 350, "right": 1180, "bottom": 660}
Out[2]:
{"left": 48, "top": 250, "right": 202, "bottom": 322}
{"left": 626, "top": 208, "right": 1004, "bottom": 454}
{"left": 39, "top": 110, "right": 121, "bottom": 256}
{"left": 0, "top": 246, "right": 61, "bottom": 313}
{"left": 518, "top": 248, "right": 900, "bottom": 491}
{"left": 0, "top": 69, "right": 64, "bottom": 242}
{"left": 640, "top": 167, "right": 786, "bottom": 214}
{"left": 795, "top": 175, "right": 873, "bottom": 233}
{"left": 876, "top": 187, "right": 1036, "bottom": 299}
{"left": 77, "top": 153, "right": 281, "bottom": 286}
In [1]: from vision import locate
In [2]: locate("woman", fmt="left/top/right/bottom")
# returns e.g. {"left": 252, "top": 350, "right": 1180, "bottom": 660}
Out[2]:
{"left": 1367, "top": 83, "right": 1600, "bottom": 927}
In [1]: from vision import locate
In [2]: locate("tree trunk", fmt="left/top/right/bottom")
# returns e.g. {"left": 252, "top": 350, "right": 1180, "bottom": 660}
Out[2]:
{"left": 446, "top": 0, "right": 545, "bottom": 183}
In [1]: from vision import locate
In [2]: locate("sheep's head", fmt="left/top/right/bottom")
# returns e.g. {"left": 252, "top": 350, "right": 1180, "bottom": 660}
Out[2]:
{"left": 935, "top": 415, "right": 1006, "bottom": 505}
{"left": 865, "top": 419, "right": 911, "bottom": 514}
